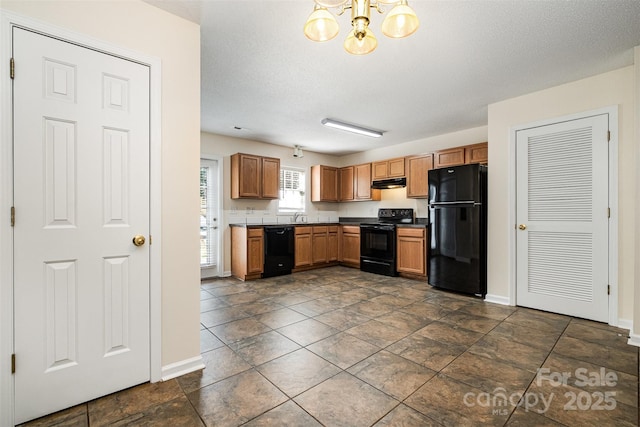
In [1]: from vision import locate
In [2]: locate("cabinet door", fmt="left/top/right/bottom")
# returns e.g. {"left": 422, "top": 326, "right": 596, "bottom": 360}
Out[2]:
{"left": 388, "top": 157, "right": 405, "bottom": 177}
{"left": 397, "top": 229, "right": 426, "bottom": 276}
{"left": 434, "top": 147, "right": 465, "bottom": 169}
{"left": 405, "top": 154, "right": 433, "bottom": 198}
{"left": 261, "top": 156, "right": 280, "bottom": 199}
{"left": 341, "top": 232, "right": 360, "bottom": 266}
{"left": 295, "top": 231, "right": 312, "bottom": 267}
{"left": 355, "top": 163, "right": 372, "bottom": 200}
{"left": 311, "top": 165, "right": 338, "bottom": 202}
{"left": 464, "top": 142, "right": 488, "bottom": 165}
{"left": 327, "top": 226, "right": 339, "bottom": 262}
{"left": 247, "top": 235, "right": 264, "bottom": 274}
{"left": 312, "top": 226, "right": 328, "bottom": 264}
{"left": 231, "top": 153, "right": 261, "bottom": 199}
{"left": 339, "top": 166, "right": 354, "bottom": 201}
{"left": 321, "top": 167, "right": 338, "bottom": 201}
{"left": 372, "top": 161, "right": 389, "bottom": 180}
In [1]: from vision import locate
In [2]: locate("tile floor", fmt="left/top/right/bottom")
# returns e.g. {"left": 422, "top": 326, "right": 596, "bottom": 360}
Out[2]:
{"left": 22, "top": 266, "right": 639, "bottom": 426}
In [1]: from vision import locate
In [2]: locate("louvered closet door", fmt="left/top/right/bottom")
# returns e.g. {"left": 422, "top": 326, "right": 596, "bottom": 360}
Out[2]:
{"left": 516, "top": 114, "right": 609, "bottom": 322}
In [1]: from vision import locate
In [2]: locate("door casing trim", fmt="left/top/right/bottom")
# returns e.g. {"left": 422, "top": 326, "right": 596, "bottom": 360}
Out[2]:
{"left": 200, "top": 155, "right": 224, "bottom": 279}
{"left": 508, "top": 106, "right": 619, "bottom": 326}
{"left": 0, "top": 10, "right": 163, "bottom": 426}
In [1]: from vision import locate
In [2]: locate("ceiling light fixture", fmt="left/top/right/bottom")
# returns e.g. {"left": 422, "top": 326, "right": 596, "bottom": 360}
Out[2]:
{"left": 304, "top": 0, "right": 419, "bottom": 55}
{"left": 321, "top": 118, "right": 384, "bottom": 138}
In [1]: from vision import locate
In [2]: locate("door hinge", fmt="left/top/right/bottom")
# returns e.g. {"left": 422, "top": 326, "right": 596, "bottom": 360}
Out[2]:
{"left": 11, "top": 354, "right": 15, "bottom": 374}
{"left": 10, "top": 206, "right": 15, "bottom": 227}
{"left": 149, "top": 234, "right": 152, "bottom": 245}
{"left": 607, "top": 284, "right": 610, "bottom": 295}
{"left": 607, "top": 130, "right": 611, "bottom": 142}
{"left": 10, "top": 58, "right": 15, "bottom": 80}
{"left": 607, "top": 208, "right": 610, "bottom": 218}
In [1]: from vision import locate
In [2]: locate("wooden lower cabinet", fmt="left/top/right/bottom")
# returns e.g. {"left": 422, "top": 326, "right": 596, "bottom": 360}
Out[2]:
{"left": 396, "top": 227, "right": 427, "bottom": 277}
{"left": 231, "top": 226, "right": 264, "bottom": 280}
{"left": 327, "top": 226, "right": 339, "bottom": 262}
{"left": 295, "top": 226, "right": 313, "bottom": 268}
{"left": 312, "top": 226, "right": 328, "bottom": 264}
{"left": 339, "top": 225, "right": 360, "bottom": 267}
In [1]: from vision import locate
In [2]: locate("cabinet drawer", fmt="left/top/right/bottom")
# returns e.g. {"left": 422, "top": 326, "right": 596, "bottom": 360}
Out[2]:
{"left": 328, "top": 225, "right": 339, "bottom": 233}
{"left": 295, "top": 226, "right": 312, "bottom": 235}
{"left": 342, "top": 225, "right": 360, "bottom": 234}
{"left": 247, "top": 227, "right": 263, "bottom": 237}
{"left": 313, "top": 226, "right": 328, "bottom": 233}
{"left": 397, "top": 227, "right": 425, "bottom": 238}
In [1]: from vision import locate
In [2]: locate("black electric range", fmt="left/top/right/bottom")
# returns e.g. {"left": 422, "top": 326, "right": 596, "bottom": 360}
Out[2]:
{"left": 360, "top": 208, "right": 414, "bottom": 277}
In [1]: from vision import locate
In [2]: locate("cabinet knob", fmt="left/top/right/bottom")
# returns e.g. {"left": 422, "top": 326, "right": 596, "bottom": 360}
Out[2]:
{"left": 518, "top": 224, "right": 527, "bottom": 230}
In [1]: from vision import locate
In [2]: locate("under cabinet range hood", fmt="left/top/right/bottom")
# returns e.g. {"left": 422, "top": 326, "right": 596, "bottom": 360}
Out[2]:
{"left": 371, "top": 177, "right": 406, "bottom": 190}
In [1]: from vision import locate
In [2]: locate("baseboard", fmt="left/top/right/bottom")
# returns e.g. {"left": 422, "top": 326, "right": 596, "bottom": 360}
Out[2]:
{"left": 627, "top": 331, "right": 640, "bottom": 348}
{"left": 484, "top": 294, "right": 511, "bottom": 306}
{"left": 160, "top": 356, "right": 205, "bottom": 382}
{"left": 222, "top": 270, "right": 232, "bottom": 277}
{"left": 617, "top": 318, "right": 632, "bottom": 331}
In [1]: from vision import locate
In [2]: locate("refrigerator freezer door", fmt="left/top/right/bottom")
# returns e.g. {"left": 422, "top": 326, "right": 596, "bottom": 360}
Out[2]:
{"left": 429, "top": 163, "right": 482, "bottom": 204}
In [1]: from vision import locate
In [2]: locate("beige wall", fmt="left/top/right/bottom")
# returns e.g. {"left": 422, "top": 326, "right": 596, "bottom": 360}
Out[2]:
{"left": 487, "top": 66, "right": 636, "bottom": 322}
{"left": 1, "top": 1, "right": 202, "bottom": 366}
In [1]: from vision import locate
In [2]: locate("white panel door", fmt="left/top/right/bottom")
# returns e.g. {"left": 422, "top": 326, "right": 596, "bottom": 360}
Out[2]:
{"left": 13, "top": 28, "right": 150, "bottom": 423}
{"left": 516, "top": 114, "right": 609, "bottom": 322}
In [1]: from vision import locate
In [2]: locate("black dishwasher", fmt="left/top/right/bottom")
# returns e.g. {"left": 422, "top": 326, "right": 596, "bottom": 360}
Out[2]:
{"left": 263, "top": 226, "right": 294, "bottom": 278}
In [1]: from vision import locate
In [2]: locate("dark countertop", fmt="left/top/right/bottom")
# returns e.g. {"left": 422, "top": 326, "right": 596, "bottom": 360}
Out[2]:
{"left": 230, "top": 221, "right": 429, "bottom": 228}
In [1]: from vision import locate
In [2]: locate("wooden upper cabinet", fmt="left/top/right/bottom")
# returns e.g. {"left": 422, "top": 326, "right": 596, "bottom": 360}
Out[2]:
{"left": 372, "top": 157, "right": 405, "bottom": 180}
{"left": 372, "top": 161, "right": 389, "bottom": 180}
{"left": 405, "top": 154, "right": 433, "bottom": 199}
{"left": 433, "top": 147, "right": 465, "bottom": 169}
{"left": 355, "top": 163, "right": 371, "bottom": 200}
{"left": 261, "top": 156, "right": 280, "bottom": 199}
{"left": 311, "top": 165, "right": 338, "bottom": 202}
{"left": 339, "top": 166, "right": 354, "bottom": 202}
{"left": 464, "top": 142, "right": 488, "bottom": 165}
{"left": 231, "top": 153, "right": 280, "bottom": 199}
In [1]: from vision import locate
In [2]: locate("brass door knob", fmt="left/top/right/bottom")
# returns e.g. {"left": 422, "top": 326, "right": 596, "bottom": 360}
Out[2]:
{"left": 518, "top": 224, "right": 527, "bottom": 230}
{"left": 132, "top": 235, "right": 146, "bottom": 246}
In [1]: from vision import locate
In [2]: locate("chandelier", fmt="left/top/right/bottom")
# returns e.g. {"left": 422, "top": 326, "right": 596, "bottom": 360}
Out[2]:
{"left": 304, "top": 0, "right": 419, "bottom": 55}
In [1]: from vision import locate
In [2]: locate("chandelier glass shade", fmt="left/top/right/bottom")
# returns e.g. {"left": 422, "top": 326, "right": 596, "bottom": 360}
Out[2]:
{"left": 304, "top": 0, "right": 419, "bottom": 55}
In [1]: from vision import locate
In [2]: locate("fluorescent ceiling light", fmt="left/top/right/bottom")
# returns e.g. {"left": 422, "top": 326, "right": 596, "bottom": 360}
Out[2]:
{"left": 321, "top": 118, "right": 384, "bottom": 138}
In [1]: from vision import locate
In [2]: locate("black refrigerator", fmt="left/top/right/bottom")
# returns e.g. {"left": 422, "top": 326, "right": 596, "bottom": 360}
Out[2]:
{"left": 428, "top": 164, "right": 487, "bottom": 297}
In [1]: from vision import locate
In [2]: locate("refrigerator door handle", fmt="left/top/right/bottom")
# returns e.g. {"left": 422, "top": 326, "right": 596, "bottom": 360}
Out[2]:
{"left": 429, "top": 201, "right": 475, "bottom": 205}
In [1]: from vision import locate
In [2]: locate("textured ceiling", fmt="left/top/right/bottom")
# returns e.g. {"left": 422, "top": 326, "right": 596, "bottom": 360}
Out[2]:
{"left": 145, "top": 0, "right": 640, "bottom": 155}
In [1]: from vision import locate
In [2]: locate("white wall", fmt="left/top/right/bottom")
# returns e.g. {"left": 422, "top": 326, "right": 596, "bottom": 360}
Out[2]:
{"left": 487, "top": 66, "right": 636, "bottom": 322}
{"left": 0, "top": 0, "right": 202, "bottom": 368}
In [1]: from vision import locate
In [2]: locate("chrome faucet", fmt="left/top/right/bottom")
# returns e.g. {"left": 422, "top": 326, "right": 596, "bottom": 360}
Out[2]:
{"left": 292, "top": 212, "right": 302, "bottom": 223}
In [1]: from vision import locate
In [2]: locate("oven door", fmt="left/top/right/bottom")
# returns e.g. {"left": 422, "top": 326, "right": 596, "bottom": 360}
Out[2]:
{"left": 360, "top": 224, "right": 397, "bottom": 276}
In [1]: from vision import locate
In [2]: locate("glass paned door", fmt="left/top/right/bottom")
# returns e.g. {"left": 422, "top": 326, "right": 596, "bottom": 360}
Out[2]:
{"left": 200, "top": 159, "right": 219, "bottom": 278}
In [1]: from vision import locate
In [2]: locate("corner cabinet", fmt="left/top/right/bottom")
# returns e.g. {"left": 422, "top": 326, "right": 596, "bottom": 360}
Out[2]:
{"left": 405, "top": 154, "right": 433, "bottom": 198}
{"left": 231, "top": 226, "right": 264, "bottom": 281}
{"left": 396, "top": 227, "right": 427, "bottom": 277}
{"left": 311, "top": 165, "right": 338, "bottom": 202}
{"left": 314, "top": 164, "right": 379, "bottom": 202}
{"left": 231, "top": 153, "right": 280, "bottom": 199}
